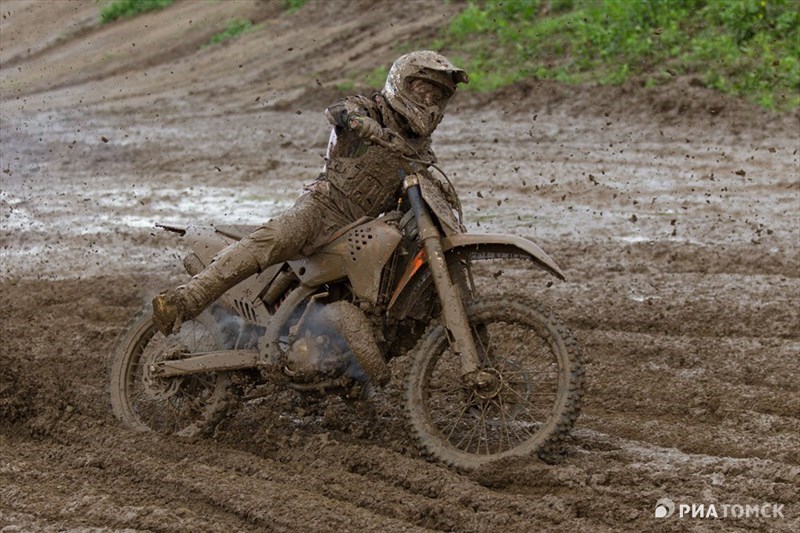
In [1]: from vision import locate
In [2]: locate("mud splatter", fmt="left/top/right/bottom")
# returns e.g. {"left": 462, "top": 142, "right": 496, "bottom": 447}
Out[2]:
{"left": 1, "top": 0, "right": 799, "bottom": 531}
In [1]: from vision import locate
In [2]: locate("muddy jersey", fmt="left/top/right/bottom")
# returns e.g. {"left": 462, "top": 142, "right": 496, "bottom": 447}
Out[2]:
{"left": 309, "top": 93, "right": 435, "bottom": 221}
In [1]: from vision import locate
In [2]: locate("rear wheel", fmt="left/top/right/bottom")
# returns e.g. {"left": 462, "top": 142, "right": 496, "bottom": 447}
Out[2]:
{"left": 405, "top": 296, "right": 584, "bottom": 470}
{"left": 109, "top": 307, "right": 230, "bottom": 437}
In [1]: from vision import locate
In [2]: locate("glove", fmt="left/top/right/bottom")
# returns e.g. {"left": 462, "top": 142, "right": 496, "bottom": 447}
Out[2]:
{"left": 348, "top": 114, "right": 385, "bottom": 143}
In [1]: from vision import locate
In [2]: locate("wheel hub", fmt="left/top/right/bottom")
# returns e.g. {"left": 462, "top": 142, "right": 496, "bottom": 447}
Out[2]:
{"left": 141, "top": 345, "right": 187, "bottom": 400}
{"left": 468, "top": 367, "right": 503, "bottom": 399}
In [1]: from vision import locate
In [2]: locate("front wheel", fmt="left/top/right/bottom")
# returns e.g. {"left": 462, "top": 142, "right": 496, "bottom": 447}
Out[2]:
{"left": 109, "top": 307, "right": 231, "bottom": 437}
{"left": 405, "top": 296, "right": 585, "bottom": 470}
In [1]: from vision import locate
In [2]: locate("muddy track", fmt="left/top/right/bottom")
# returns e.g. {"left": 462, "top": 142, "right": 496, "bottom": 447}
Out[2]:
{"left": 1, "top": 0, "right": 799, "bottom": 531}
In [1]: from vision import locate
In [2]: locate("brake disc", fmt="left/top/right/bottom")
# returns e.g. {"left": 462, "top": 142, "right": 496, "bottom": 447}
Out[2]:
{"left": 140, "top": 344, "right": 187, "bottom": 400}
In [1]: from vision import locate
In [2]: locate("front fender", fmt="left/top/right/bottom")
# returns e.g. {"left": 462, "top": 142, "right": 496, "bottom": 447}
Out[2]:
{"left": 387, "top": 233, "right": 565, "bottom": 316}
{"left": 442, "top": 233, "right": 565, "bottom": 280}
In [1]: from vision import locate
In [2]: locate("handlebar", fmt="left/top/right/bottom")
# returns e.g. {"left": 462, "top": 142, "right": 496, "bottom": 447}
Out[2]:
{"left": 347, "top": 114, "right": 461, "bottom": 225}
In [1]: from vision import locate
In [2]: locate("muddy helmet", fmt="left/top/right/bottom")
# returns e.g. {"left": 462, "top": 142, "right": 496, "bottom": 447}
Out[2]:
{"left": 382, "top": 51, "right": 469, "bottom": 136}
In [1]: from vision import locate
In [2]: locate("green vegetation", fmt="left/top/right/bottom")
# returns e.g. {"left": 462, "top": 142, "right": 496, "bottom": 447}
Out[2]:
{"left": 208, "top": 18, "right": 254, "bottom": 46}
{"left": 363, "top": 66, "right": 390, "bottom": 88}
{"left": 99, "top": 0, "right": 174, "bottom": 24}
{"left": 284, "top": 0, "right": 309, "bottom": 12}
{"left": 336, "top": 80, "right": 356, "bottom": 92}
{"left": 432, "top": 0, "right": 799, "bottom": 109}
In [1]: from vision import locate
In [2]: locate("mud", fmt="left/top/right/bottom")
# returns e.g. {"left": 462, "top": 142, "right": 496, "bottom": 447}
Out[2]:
{"left": 1, "top": 1, "right": 799, "bottom": 531}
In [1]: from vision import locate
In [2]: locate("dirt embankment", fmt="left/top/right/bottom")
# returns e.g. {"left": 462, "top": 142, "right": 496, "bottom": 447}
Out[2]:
{"left": 1, "top": 1, "right": 799, "bottom": 532}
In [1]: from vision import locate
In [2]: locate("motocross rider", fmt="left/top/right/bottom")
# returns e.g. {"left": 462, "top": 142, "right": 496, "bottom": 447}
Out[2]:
{"left": 152, "top": 51, "right": 469, "bottom": 336}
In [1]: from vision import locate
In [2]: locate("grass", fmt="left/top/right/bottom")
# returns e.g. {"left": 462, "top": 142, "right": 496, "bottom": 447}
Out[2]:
{"left": 284, "top": 0, "right": 308, "bottom": 12}
{"left": 99, "top": 0, "right": 175, "bottom": 24}
{"left": 363, "top": 66, "right": 390, "bottom": 88}
{"left": 429, "top": 0, "right": 799, "bottom": 109}
{"left": 207, "top": 18, "right": 254, "bottom": 46}
{"left": 97, "top": 0, "right": 797, "bottom": 110}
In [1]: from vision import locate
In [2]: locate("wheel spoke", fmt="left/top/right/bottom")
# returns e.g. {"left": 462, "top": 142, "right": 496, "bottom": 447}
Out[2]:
{"left": 499, "top": 330, "right": 538, "bottom": 362}
{"left": 479, "top": 401, "right": 491, "bottom": 455}
{"left": 500, "top": 381, "right": 551, "bottom": 421}
{"left": 114, "top": 314, "right": 226, "bottom": 436}
{"left": 457, "top": 409, "right": 482, "bottom": 452}
{"left": 405, "top": 278, "right": 583, "bottom": 469}
{"left": 489, "top": 396, "right": 515, "bottom": 450}
{"left": 472, "top": 323, "right": 491, "bottom": 362}
{"left": 428, "top": 382, "right": 463, "bottom": 396}
{"left": 444, "top": 390, "right": 477, "bottom": 442}
{"left": 498, "top": 369, "right": 557, "bottom": 376}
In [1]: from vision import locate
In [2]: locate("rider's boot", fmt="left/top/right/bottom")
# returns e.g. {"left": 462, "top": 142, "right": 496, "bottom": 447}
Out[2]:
{"left": 152, "top": 243, "right": 260, "bottom": 335}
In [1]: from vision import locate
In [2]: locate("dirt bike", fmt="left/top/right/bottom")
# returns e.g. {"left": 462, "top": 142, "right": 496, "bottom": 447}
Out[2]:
{"left": 109, "top": 134, "right": 585, "bottom": 471}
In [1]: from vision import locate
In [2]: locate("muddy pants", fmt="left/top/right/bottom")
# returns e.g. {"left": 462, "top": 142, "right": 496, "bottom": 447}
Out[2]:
{"left": 177, "top": 191, "right": 350, "bottom": 317}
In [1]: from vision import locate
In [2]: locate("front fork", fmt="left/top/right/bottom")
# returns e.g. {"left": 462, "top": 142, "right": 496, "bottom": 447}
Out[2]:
{"left": 404, "top": 176, "right": 493, "bottom": 390}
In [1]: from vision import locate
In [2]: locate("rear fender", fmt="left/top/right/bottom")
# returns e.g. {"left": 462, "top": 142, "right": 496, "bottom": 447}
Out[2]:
{"left": 387, "top": 233, "right": 565, "bottom": 318}
{"left": 157, "top": 224, "right": 279, "bottom": 325}
{"left": 155, "top": 224, "right": 237, "bottom": 267}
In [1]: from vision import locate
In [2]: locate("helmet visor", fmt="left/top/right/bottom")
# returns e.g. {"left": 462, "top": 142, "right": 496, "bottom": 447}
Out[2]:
{"left": 406, "top": 77, "right": 454, "bottom": 108}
